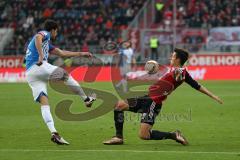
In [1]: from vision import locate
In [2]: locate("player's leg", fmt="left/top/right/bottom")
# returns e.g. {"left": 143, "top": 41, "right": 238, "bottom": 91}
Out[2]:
{"left": 155, "top": 48, "right": 159, "bottom": 60}
{"left": 39, "top": 95, "right": 56, "bottom": 133}
{"left": 114, "top": 100, "right": 129, "bottom": 138}
{"left": 121, "top": 75, "right": 128, "bottom": 93}
{"left": 48, "top": 65, "right": 96, "bottom": 107}
{"left": 115, "top": 67, "right": 124, "bottom": 89}
{"left": 116, "top": 66, "right": 128, "bottom": 93}
{"left": 115, "top": 78, "right": 123, "bottom": 88}
{"left": 103, "top": 96, "right": 152, "bottom": 145}
{"left": 120, "top": 65, "right": 131, "bottom": 93}
{"left": 103, "top": 100, "right": 129, "bottom": 145}
{"left": 139, "top": 123, "right": 188, "bottom": 145}
{"left": 139, "top": 123, "right": 175, "bottom": 140}
{"left": 116, "top": 78, "right": 128, "bottom": 92}
{"left": 65, "top": 75, "right": 96, "bottom": 107}
{"left": 151, "top": 48, "right": 155, "bottom": 60}
{"left": 26, "top": 64, "right": 69, "bottom": 145}
{"left": 151, "top": 48, "right": 158, "bottom": 60}
{"left": 138, "top": 100, "right": 188, "bottom": 145}
{"left": 38, "top": 95, "right": 69, "bottom": 145}
{"left": 137, "top": 100, "right": 175, "bottom": 140}
{"left": 26, "top": 65, "right": 57, "bottom": 134}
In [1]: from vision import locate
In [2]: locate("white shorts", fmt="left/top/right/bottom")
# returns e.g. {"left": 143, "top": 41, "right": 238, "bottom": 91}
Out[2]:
{"left": 120, "top": 64, "right": 131, "bottom": 76}
{"left": 26, "top": 61, "right": 58, "bottom": 102}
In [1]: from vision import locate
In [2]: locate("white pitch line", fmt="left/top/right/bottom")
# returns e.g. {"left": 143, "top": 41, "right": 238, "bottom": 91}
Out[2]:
{"left": 0, "top": 149, "right": 239, "bottom": 155}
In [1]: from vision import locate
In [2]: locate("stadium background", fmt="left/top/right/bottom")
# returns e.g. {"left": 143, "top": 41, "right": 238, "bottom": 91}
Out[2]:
{"left": 0, "top": 0, "right": 239, "bottom": 82}
{"left": 0, "top": 0, "right": 240, "bottom": 160}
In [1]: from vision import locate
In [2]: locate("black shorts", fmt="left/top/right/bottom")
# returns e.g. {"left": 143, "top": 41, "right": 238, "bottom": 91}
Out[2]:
{"left": 127, "top": 95, "right": 162, "bottom": 125}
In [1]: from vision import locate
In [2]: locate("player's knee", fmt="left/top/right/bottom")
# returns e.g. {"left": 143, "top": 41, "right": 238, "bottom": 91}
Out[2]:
{"left": 139, "top": 127, "right": 151, "bottom": 140}
{"left": 50, "top": 67, "right": 69, "bottom": 81}
{"left": 114, "top": 100, "right": 126, "bottom": 111}
{"left": 138, "top": 132, "right": 150, "bottom": 140}
{"left": 39, "top": 95, "right": 49, "bottom": 105}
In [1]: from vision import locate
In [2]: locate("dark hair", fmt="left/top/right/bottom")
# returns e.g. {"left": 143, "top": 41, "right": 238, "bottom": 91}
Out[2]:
{"left": 174, "top": 48, "right": 189, "bottom": 66}
{"left": 44, "top": 19, "right": 58, "bottom": 31}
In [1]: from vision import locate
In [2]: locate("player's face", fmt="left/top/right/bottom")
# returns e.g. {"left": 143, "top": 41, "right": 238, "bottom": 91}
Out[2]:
{"left": 51, "top": 29, "right": 58, "bottom": 40}
{"left": 170, "top": 52, "right": 180, "bottom": 66}
{"left": 123, "top": 41, "right": 131, "bottom": 48}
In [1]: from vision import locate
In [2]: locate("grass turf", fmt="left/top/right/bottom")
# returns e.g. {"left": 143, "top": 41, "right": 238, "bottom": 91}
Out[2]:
{"left": 0, "top": 81, "right": 240, "bottom": 160}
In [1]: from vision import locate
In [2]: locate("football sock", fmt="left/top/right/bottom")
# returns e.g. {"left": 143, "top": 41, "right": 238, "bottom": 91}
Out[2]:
{"left": 65, "top": 76, "right": 87, "bottom": 100}
{"left": 149, "top": 130, "right": 174, "bottom": 140}
{"left": 115, "top": 81, "right": 122, "bottom": 88}
{"left": 116, "top": 79, "right": 128, "bottom": 92}
{"left": 41, "top": 105, "right": 57, "bottom": 133}
{"left": 114, "top": 110, "right": 124, "bottom": 138}
{"left": 122, "top": 79, "right": 128, "bottom": 92}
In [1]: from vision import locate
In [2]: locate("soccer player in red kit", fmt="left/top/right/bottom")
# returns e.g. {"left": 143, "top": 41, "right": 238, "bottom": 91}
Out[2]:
{"left": 103, "top": 48, "right": 223, "bottom": 145}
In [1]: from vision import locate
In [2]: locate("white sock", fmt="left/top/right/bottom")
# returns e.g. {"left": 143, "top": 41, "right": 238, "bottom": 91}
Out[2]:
{"left": 115, "top": 80, "right": 122, "bottom": 88}
{"left": 41, "top": 105, "right": 57, "bottom": 133}
{"left": 65, "top": 76, "right": 87, "bottom": 100}
{"left": 122, "top": 79, "right": 128, "bottom": 92}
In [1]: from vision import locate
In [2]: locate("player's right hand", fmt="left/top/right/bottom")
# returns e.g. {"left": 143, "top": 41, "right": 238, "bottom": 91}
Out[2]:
{"left": 36, "top": 61, "right": 43, "bottom": 66}
{"left": 80, "top": 52, "right": 93, "bottom": 58}
{"left": 37, "top": 57, "right": 43, "bottom": 66}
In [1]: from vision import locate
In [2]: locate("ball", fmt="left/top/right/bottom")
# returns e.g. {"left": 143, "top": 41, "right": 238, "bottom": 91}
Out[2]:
{"left": 145, "top": 60, "right": 159, "bottom": 74}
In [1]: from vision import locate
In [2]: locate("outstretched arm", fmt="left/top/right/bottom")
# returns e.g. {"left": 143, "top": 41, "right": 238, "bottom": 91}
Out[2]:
{"left": 51, "top": 48, "right": 93, "bottom": 58}
{"left": 184, "top": 71, "right": 223, "bottom": 104}
{"left": 198, "top": 86, "right": 223, "bottom": 104}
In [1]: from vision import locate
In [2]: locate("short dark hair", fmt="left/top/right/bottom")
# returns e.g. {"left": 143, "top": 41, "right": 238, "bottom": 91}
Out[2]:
{"left": 123, "top": 40, "right": 132, "bottom": 48}
{"left": 44, "top": 19, "right": 58, "bottom": 32}
{"left": 174, "top": 48, "right": 189, "bottom": 66}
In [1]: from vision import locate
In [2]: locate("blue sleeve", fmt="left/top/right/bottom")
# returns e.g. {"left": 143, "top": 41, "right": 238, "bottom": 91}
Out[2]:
{"left": 37, "top": 31, "right": 50, "bottom": 41}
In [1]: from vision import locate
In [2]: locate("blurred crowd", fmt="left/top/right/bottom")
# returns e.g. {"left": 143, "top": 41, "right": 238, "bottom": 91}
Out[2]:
{"left": 1, "top": 0, "right": 240, "bottom": 55}
{"left": 0, "top": 0, "right": 145, "bottom": 55}
{"left": 162, "top": 0, "right": 240, "bottom": 28}
{"left": 153, "top": 0, "right": 240, "bottom": 53}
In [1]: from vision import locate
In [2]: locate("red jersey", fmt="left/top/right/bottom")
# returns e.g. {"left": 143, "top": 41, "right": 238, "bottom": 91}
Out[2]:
{"left": 149, "top": 67, "right": 201, "bottom": 104}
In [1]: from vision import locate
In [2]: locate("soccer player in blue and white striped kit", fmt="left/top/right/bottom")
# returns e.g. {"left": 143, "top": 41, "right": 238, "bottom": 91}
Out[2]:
{"left": 25, "top": 19, "right": 96, "bottom": 145}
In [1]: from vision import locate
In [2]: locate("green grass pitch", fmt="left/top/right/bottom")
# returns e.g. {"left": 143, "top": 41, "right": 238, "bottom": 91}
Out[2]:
{"left": 0, "top": 81, "right": 240, "bottom": 160}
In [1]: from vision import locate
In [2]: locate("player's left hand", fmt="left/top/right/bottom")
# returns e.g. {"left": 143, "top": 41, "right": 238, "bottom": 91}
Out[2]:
{"left": 213, "top": 95, "right": 223, "bottom": 104}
